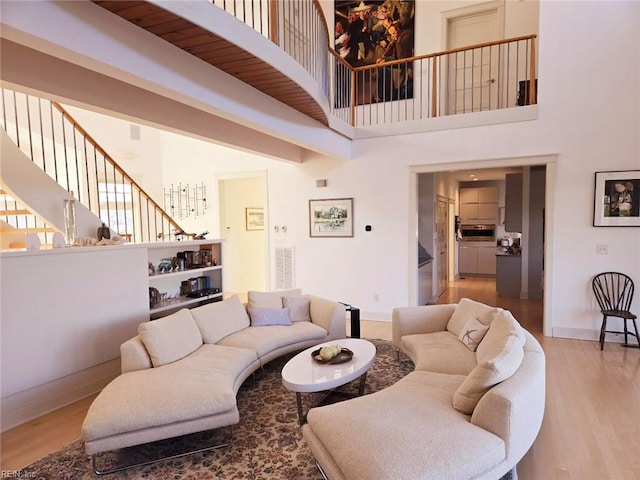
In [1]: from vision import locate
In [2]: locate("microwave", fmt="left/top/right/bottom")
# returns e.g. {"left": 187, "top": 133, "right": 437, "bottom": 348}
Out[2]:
{"left": 460, "top": 224, "right": 496, "bottom": 242}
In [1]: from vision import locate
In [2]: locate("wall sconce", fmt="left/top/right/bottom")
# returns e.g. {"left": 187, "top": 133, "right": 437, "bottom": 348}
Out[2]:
{"left": 163, "top": 182, "right": 207, "bottom": 219}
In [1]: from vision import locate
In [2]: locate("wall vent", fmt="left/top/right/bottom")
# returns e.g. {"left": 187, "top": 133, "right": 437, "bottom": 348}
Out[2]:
{"left": 275, "top": 247, "right": 294, "bottom": 289}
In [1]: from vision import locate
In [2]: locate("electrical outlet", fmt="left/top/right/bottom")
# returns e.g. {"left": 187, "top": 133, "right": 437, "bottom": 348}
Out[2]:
{"left": 596, "top": 245, "right": 608, "bottom": 255}
{"left": 374, "top": 294, "right": 379, "bottom": 301}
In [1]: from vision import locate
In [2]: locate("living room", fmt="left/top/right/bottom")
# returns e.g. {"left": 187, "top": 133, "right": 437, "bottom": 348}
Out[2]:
{"left": 1, "top": 0, "right": 639, "bottom": 478}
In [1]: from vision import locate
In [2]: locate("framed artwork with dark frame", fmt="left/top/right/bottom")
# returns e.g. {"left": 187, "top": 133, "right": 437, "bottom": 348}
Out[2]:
{"left": 245, "top": 207, "right": 264, "bottom": 231}
{"left": 593, "top": 170, "right": 640, "bottom": 226}
{"left": 309, "top": 198, "right": 354, "bottom": 237}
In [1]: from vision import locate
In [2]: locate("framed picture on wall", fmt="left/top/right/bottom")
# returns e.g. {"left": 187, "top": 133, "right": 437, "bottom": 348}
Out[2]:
{"left": 593, "top": 170, "right": 640, "bottom": 226}
{"left": 309, "top": 198, "right": 354, "bottom": 237}
{"left": 245, "top": 207, "right": 264, "bottom": 231}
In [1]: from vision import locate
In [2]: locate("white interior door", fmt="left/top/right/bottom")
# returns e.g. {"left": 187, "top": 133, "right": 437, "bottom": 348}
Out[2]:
{"left": 445, "top": 4, "right": 503, "bottom": 114}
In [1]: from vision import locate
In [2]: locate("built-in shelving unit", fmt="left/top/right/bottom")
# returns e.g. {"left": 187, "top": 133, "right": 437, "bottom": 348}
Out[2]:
{"left": 147, "top": 240, "right": 223, "bottom": 318}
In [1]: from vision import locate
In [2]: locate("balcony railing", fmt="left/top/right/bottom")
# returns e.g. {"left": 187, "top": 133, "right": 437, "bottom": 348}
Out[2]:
{"left": 0, "top": 88, "right": 194, "bottom": 243}
{"left": 332, "top": 34, "right": 537, "bottom": 127}
{"left": 211, "top": 0, "right": 537, "bottom": 128}
{"left": 211, "top": 0, "right": 329, "bottom": 96}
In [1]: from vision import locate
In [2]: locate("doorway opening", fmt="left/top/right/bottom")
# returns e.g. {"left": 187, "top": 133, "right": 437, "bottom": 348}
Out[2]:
{"left": 218, "top": 174, "right": 268, "bottom": 299}
{"left": 411, "top": 156, "right": 555, "bottom": 337}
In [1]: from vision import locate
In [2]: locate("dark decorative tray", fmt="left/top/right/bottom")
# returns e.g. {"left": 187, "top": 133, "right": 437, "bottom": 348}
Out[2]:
{"left": 311, "top": 347, "right": 354, "bottom": 365}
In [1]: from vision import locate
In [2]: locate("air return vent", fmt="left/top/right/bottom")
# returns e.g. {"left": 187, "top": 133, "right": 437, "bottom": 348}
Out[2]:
{"left": 275, "top": 247, "right": 294, "bottom": 289}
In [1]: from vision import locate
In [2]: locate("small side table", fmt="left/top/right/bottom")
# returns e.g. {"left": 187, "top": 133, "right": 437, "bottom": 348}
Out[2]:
{"left": 341, "top": 303, "right": 361, "bottom": 338}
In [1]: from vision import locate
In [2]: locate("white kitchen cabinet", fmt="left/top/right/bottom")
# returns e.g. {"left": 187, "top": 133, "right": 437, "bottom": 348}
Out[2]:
{"left": 459, "top": 187, "right": 498, "bottom": 222}
{"left": 460, "top": 187, "right": 498, "bottom": 203}
{"left": 459, "top": 246, "right": 477, "bottom": 274}
{"left": 459, "top": 245, "right": 496, "bottom": 275}
{"left": 477, "top": 247, "right": 497, "bottom": 274}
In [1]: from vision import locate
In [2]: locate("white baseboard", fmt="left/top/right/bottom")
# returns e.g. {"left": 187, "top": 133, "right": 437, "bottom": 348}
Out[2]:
{"left": 360, "top": 312, "right": 391, "bottom": 322}
{"left": 1, "top": 358, "right": 120, "bottom": 432}
{"left": 552, "top": 327, "right": 631, "bottom": 344}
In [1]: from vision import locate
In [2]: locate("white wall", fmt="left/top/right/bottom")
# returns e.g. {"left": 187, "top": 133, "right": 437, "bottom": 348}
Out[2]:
{"left": 1, "top": 245, "right": 149, "bottom": 429}
{"left": 55, "top": 0, "right": 639, "bottom": 333}
{"left": 3, "top": 1, "right": 639, "bottom": 340}
{"left": 295, "top": 1, "right": 639, "bottom": 335}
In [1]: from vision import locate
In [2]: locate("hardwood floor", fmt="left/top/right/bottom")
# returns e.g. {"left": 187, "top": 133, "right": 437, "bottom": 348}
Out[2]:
{"left": 2, "top": 278, "right": 639, "bottom": 478}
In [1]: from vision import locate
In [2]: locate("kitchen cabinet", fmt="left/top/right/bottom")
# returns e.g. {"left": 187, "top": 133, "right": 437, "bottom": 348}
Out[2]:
{"left": 504, "top": 174, "right": 523, "bottom": 232}
{"left": 460, "top": 187, "right": 498, "bottom": 204}
{"left": 477, "top": 247, "right": 497, "bottom": 274}
{"left": 496, "top": 254, "right": 522, "bottom": 298}
{"left": 459, "top": 187, "right": 498, "bottom": 222}
{"left": 147, "top": 240, "right": 223, "bottom": 319}
{"left": 459, "top": 245, "right": 496, "bottom": 275}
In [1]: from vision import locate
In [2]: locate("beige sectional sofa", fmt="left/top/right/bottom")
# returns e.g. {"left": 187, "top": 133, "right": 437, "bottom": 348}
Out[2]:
{"left": 302, "top": 299, "right": 546, "bottom": 480}
{"left": 82, "top": 290, "right": 345, "bottom": 471}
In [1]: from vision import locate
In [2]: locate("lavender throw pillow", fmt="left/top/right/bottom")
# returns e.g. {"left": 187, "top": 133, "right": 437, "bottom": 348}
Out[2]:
{"left": 249, "top": 307, "right": 293, "bottom": 327}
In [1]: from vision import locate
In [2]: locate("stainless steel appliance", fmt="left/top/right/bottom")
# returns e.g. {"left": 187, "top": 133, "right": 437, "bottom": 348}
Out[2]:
{"left": 460, "top": 224, "right": 496, "bottom": 242}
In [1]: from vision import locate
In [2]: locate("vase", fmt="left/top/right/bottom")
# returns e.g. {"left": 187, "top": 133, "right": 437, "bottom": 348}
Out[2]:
{"left": 63, "top": 199, "right": 77, "bottom": 246}
{"left": 25, "top": 233, "right": 41, "bottom": 250}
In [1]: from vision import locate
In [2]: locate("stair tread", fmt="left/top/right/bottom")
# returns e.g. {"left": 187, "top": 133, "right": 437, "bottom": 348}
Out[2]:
{"left": 0, "top": 227, "right": 57, "bottom": 233}
{"left": 0, "top": 209, "right": 31, "bottom": 216}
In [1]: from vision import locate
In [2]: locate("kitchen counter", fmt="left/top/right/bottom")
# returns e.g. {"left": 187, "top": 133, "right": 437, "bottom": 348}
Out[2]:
{"left": 496, "top": 253, "right": 522, "bottom": 298}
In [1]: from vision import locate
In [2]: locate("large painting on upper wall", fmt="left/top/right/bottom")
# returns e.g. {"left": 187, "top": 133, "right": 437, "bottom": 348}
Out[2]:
{"left": 334, "top": 0, "right": 415, "bottom": 105}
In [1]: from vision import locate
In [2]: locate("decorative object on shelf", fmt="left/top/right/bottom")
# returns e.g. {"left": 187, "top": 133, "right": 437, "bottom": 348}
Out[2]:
{"left": 63, "top": 198, "right": 77, "bottom": 245}
{"left": 25, "top": 233, "right": 41, "bottom": 250}
{"left": 309, "top": 198, "right": 354, "bottom": 237}
{"left": 163, "top": 182, "right": 207, "bottom": 220}
{"left": 52, "top": 232, "right": 66, "bottom": 248}
{"left": 148, "top": 263, "right": 155, "bottom": 275}
{"left": 97, "top": 222, "right": 111, "bottom": 241}
{"left": 593, "top": 170, "right": 640, "bottom": 227}
{"left": 245, "top": 207, "right": 264, "bottom": 231}
{"left": 149, "top": 287, "right": 161, "bottom": 308}
{"left": 157, "top": 258, "right": 173, "bottom": 273}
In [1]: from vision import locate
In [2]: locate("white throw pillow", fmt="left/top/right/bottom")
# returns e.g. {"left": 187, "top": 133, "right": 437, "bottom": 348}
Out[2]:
{"left": 283, "top": 296, "right": 311, "bottom": 322}
{"left": 191, "top": 295, "right": 250, "bottom": 344}
{"left": 457, "top": 317, "right": 490, "bottom": 352}
{"left": 476, "top": 310, "right": 526, "bottom": 364}
{"left": 138, "top": 309, "right": 203, "bottom": 367}
{"left": 247, "top": 289, "right": 302, "bottom": 309}
{"left": 452, "top": 334, "right": 524, "bottom": 415}
{"left": 248, "top": 307, "right": 293, "bottom": 326}
{"left": 447, "top": 298, "right": 500, "bottom": 337}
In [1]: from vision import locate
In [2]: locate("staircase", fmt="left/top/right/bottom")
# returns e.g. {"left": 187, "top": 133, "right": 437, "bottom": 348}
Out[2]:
{"left": 0, "top": 189, "right": 58, "bottom": 249}
{"left": 0, "top": 88, "right": 193, "bottom": 247}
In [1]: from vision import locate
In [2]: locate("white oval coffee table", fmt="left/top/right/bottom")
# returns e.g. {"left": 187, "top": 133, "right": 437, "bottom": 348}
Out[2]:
{"left": 281, "top": 338, "right": 376, "bottom": 424}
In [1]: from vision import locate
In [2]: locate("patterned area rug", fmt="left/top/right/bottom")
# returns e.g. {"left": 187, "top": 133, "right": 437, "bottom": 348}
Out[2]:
{"left": 22, "top": 339, "right": 414, "bottom": 480}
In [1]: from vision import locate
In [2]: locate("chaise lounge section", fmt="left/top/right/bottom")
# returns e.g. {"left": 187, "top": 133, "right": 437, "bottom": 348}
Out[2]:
{"left": 82, "top": 290, "right": 345, "bottom": 473}
{"left": 302, "top": 299, "right": 546, "bottom": 480}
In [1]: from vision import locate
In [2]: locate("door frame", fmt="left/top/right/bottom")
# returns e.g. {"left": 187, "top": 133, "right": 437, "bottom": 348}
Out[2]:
{"left": 441, "top": 0, "right": 506, "bottom": 115}
{"left": 408, "top": 154, "right": 556, "bottom": 337}
{"left": 441, "top": 0, "right": 505, "bottom": 48}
